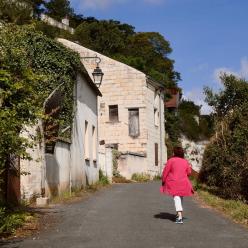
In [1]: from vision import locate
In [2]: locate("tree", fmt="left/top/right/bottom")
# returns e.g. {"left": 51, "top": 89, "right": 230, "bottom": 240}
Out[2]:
{"left": 204, "top": 74, "right": 248, "bottom": 118}
{"left": 75, "top": 20, "right": 133, "bottom": 56}
{"left": 45, "top": 0, "right": 74, "bottom": 21}
{"left": 0, "top": 24, "right": 81, "bottom": 202}
{"left": 0, "top": 0, "right": 33, "bottom": 24}
{"left": 200, "top": 74, "right": 248, "bottom": 201}
{"left": 28, "top": 0, "right": 45, "bottom": 16}
{"left": 75, "top": 21, "right": 179, "bottom": 88}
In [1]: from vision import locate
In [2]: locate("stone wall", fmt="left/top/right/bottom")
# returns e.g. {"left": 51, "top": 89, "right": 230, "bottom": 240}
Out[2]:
{"left": 20, "top": 73, "right": 99, "bottom": 200}
{"left": 58, "top": 38, "right": 167, "bottom": 178}
{"left": 145, "top": 83, "right": 167, "bottom": 176}
{"left": 70, "top": 74, "right": 99, "bottom": 188}
{"left": 40, "top": 14, "right": 75, "bottom": 34}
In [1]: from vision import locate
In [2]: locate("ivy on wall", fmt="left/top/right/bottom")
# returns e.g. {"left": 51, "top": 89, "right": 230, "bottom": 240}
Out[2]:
{"left": 0, "top": 24, "right": 82, "bottom": 191}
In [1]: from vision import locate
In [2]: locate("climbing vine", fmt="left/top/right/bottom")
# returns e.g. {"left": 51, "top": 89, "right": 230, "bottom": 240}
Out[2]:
{"left": 0, "top": 24, "right": 82, "bottom": 193}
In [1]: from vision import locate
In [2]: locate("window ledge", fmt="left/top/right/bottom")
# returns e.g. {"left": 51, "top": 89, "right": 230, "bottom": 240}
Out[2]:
{"left": 105, "top": 121, "right": 121, "bottom": 124}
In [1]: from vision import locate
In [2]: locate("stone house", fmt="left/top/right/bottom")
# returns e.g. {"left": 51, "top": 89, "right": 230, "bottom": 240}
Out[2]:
{"left": 20, "top": 68, "right": 102, "bottom": 201}
{"left": 58, "top": 39, "right": 167, "bottom": 179}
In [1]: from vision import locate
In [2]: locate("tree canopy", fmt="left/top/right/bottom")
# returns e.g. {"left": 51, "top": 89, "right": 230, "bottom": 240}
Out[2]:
{"left": 200, "top": 74, "right": 248, "bottom": 201}
{"left": 0, "top": 24, "right": 81, "bottom": 195}
{"left": 75, "top": 21, "right": 180, "bottom": 88}
{"left": 44, "top": 0, "right": 74, "bottom": 21}
{"left": 0, "top": 0, "right": 33, "bottom": 24}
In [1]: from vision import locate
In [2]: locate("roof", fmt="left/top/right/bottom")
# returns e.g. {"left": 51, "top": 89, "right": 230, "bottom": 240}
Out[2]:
{"left": 146, "top": 76, "right": 165, "bottom": 90}
{"left": 79, "top": 66, "right": 102, "bottom": 97}
{"left": 57, "top": 39, "right": 102, "bottom": 97}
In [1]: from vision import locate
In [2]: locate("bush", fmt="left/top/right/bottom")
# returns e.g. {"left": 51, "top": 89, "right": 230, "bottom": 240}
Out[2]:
{"left": 199, "top": 75, "right": 248, "bottom": 202}
{"left": 112, "top": 149, "right": 121, "bottom": 177}
{"left": 153, "top": 175, "right": 162, "bottom": 181}
{"left": 112, "top": 176, "right": 131, "bottom": 183}
{"left": 131, "top": 173, "right": 151, "bottom": 182}
{"left": 0, "top": 207, "right": 28, "bottom": 235}
{"left": 98, "top": 169, "right": 109, "bottom": 186}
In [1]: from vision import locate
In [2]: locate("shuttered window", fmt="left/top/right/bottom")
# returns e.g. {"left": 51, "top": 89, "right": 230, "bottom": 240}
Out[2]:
{"left": 129, "top": 108, "right": 139, "bottom": 137}
{"left": 155, "top": 143, "right": 158, "bottom": 166}
{"left": 109, "top": 105, "right": 118, "bottom": 122}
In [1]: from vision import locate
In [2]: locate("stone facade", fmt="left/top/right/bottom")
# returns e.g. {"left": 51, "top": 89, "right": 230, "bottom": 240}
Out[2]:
{"left": 20, "top": 73, "right": 101, "bottom": 200}
{"left": 40, "top": 14, "right": 75, "bottom": 34}
{"left": 59, "top": 39, "right": 167, "bottom": 178}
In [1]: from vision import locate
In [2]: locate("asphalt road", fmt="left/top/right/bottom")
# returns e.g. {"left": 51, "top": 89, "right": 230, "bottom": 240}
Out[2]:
{"left": 2, "top": 182, "right": 248, "bottom": 248}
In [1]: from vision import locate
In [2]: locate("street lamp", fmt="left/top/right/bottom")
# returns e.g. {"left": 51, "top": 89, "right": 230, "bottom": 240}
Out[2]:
{"left": 81, "top": 55, "right": 104, "bottom": 88}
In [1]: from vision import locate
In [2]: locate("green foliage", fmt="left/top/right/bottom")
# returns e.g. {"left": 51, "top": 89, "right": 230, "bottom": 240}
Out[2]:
{"left": 153, "top": 175, "right": 162, "bottom": 181}
{"left": 75, "top": 21, "right": 179, "bottom": 88}
{"left": 0, "top": 0, "right": 33, "bottom": 24}
{"left": 204, "top": 74, "right": 248, "bottom": 118}
{"left": 45, "top": 0, "right": 74, "bottom": 21}
{"left": 0, "top": 207, "right": 30, "bottom": 235}
{"left": 200, "top": 74, "right": 248, "bottom": 201}
{"left": 112, "top": 149, "right": 121, "bottom": 177}
{"left": 176, "top": 100, "right": 213, "bottom": 141}
{"left": 99, "top": 169, "right": 109, "bottom": 186}
{"left": 0, "top": 24, "right": 81, "bottom": 196}
{"left": 131, "top": 173, "right": 151, "bottom": 182}
{"left": 197, "top": 190, "right": 248, "bottom": 226}
{"left": 34, "top": 20, "right": 74, "bottom": 39}
{"left": 164, "top": 110, "right": 181, "bottom": 146}
{"left": 178, "top": 100, "right": 201, "bottom": 141}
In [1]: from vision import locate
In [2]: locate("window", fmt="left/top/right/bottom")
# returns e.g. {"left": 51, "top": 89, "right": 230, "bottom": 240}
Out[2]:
{"left": 84, "top": 121, "right": 89, "bottom": 160}
{"left": 92, "top": 126, "right": 97, "bottom": 161}
{"left": 109, "top": 105, "right": 118, "bottom": 122}
{"left": 129, "top": 108, "right": 139, "bottom": 137}
{"left": 155, "top": 143, "right": 158, "bottom": 166}
{"left": 154, "top": 108, "right": 159, "bottom": 127}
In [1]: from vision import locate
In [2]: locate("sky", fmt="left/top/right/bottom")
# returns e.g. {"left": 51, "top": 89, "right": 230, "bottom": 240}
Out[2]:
{"left": 70, "top": 0, "right": 248, "bottom": 114}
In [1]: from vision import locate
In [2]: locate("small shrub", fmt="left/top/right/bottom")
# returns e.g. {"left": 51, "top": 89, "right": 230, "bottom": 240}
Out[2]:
{"left": 153, "top": 175, "right": 162, "bottom": 181}
{"left": 112, "top": 176, "right": 131, "bottom": 183}
{"left": 0, "top": 207, "right": 30, "bottom": 236}
{"left": 112, "top": 149, "right": 121, "bottom": 177}
{"left": 131, "top": 173, "right": 151, "bottom": 182}
{"left": 99, "top": 169, "right": 109, "bottom": 186}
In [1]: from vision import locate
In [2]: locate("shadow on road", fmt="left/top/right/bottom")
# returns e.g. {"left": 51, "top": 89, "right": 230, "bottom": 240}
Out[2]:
{"left": 154, "top": 212, "right": 176, "bottom": 222}
{"left": 0, "top": 239, "right": 21, "bottom": 248}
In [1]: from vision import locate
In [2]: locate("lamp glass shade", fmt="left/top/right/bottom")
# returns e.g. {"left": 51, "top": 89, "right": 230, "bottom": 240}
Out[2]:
{"left": 92, "top": 66, "right": 104, "bottom": 87}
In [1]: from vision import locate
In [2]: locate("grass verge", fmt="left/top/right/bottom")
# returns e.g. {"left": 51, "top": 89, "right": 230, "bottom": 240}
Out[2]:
{"left": 0, "top": 207, "right": 38, "bottom": 239}
{"left": 196, "top": 190, "right": 248, "bottom": 226}
{"left": 51, "top": 171, "right": 110, "bottom": 204}
{"left": 192, "top": 179, "right": 248, "bottom": 227}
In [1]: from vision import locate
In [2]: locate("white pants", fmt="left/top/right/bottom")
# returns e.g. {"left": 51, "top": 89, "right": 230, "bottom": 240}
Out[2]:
{"left": 174, "top": 196, "right": 184, "bottom": 212}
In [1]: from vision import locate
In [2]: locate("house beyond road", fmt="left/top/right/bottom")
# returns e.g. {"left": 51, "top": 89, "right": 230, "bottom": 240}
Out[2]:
{"left": 2, "top": 182, "right": 248, "bottom": 248}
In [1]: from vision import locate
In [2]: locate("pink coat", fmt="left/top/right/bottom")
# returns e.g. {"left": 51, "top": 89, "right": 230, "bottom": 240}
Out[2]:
{"left": 160, "top": 157, "right": 194, "bottom": 196}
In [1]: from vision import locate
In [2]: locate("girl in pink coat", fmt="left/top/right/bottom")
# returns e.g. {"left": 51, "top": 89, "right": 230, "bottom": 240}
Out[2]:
{"left": 160, "top": 147, "right": 194, "bottom": 224}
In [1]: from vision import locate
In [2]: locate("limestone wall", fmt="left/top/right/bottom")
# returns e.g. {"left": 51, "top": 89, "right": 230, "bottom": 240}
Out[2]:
{"left": 58, "top": 39, "right": 167, "bottom": 178}
{"left": 20, "top": 126, "right": 43, "bottom": 200}
{"left": 20, "top": 73, "right": 99, "bottom": 200}
{"left": 70, "top": 74, "right": 99, "bottom": 187}
{"left": 145, "top": 83, "right": 167, "bottom": 176}
{"left": 40, "top": 14, "right": 75, "bottom": 34}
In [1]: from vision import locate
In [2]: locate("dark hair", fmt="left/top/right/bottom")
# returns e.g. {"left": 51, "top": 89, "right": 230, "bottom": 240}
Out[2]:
{"left": 173, "top": 147, "right": 184, "bottom": 158}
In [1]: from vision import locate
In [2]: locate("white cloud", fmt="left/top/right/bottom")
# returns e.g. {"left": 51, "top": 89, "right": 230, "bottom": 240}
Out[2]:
{"left": 214, "top": 57, "right": 248, "bottom": 84}
{"left": 71, "top": 0, "right": 166, "bottom": 10}
{"left": 183, "top": 89, "right": 213, "bottom": 115}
